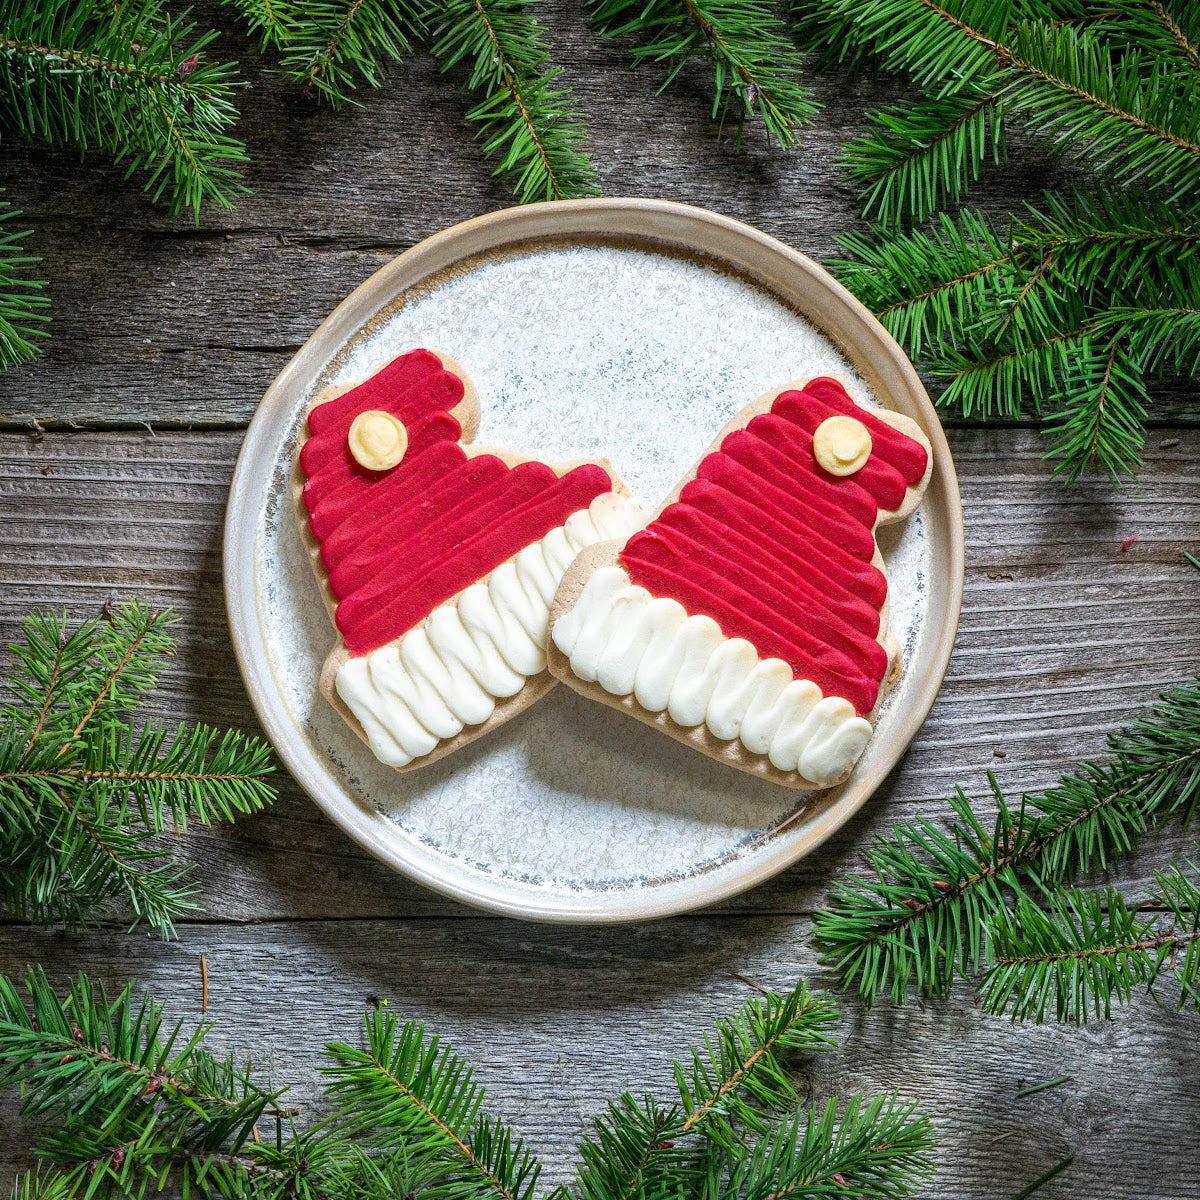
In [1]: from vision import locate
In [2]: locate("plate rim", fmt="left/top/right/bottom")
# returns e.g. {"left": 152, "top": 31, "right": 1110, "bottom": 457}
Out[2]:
{"left": 223, "top": 196, "right": 965, "bottom": 922}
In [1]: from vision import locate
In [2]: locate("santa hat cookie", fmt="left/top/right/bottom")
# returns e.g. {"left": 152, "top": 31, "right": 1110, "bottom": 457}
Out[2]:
{"left": 296, "top": 348, "right": 646, "bottom": 770}
{"left": 548, "top": 377, "right": 933, "bottom": 789}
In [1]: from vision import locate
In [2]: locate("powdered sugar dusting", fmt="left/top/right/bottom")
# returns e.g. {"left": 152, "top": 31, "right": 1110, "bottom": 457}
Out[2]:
{"left": 256, "top": 241, "right": 931, "bottom": 903}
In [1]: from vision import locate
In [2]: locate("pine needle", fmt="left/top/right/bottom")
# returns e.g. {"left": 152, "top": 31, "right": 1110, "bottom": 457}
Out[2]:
{"left": 0, "top": 192, "right": 48, "bottom": 368}
{"left": 430, "top": 0, "right": 597, "bottom": 204}
{"left": 0, "top": 601, "right": 276, "bottom": 937}
{"left": 1010, "top": 1156, "right": 1074, "bottom": 1200}
{"left": 0, "top": 0, "right": 248, "bottom": 220}
{"left": 813, "top": 672, "right": 1200, "bottom": 1006}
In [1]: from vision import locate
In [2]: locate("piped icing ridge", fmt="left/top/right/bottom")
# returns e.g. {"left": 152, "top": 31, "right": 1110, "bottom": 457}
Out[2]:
{"left": 618, "top": 380, "right": 928, "bottom": 717}
{"left": 297, "top": 347, "right": 646, "bottom": 770}
{"left": 553, "top": 566, "right": 873, "bottom": 788}
{"left": 550, "top": 376, "right": 931, "bottom": 788}
{"left": 335, "top": 495, "right": 646, "bottom": 767}
{"left": 299, "top": 349, "right": 619, "bottom": 659}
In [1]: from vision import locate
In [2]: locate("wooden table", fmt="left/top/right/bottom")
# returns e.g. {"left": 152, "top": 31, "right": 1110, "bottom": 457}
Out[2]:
{"left": 2, "top": 11, "right": 1199, "bottom": 1197}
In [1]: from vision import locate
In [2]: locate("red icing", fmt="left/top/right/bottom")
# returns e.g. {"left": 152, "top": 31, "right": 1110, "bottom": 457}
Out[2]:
{"left": 619, "top": 379, "right": 929, "bottom": 716}
{"left": 651, "top": 506, "right": 881, "bottom": 637}
{"left": 300, "top": 349, "right": 613, "bottom": 657}
{"left": 337, "top": 464, "right": 610, "bottom": 655}
{"left": 679, "top": 481, "right": 888, "bottom": 610}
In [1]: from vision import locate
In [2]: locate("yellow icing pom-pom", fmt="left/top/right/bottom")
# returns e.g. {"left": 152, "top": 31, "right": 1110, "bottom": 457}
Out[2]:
{"left": 813, "top": 415, "right": 872, "bottom": 476}
{"left": 348, "top": 410, "right": 408, "bottom": 471}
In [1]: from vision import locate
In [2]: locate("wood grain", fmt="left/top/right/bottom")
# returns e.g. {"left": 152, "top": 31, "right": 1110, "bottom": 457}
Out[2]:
{"left": 0, "top": 428, "right": 1196, "bottom": 923}
{"left": 1, "top": 11, "right": 1199, "bottom": 1194}
{"left": 0, "top": 5, "right": 1194, "bottom": 427}
{"left": 0, "top": 921, "right": 1196, "bottom": 1200}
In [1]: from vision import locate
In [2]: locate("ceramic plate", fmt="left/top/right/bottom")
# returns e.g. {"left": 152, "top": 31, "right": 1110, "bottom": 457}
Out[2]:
{"left": 224, "top": 199, "right": 964, "bottom": 921}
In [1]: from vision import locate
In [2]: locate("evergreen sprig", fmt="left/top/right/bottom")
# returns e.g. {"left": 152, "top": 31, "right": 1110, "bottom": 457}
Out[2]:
{"left": 0, "top": 0, "right": 248, "bottom": 219}
{"left": 0, "top": 601, "right": 276, "bottom": 937}
{"left": 0, "top": 972, "right": 935, "bottom": 1200}
{"left": 0, "top": 191, "right": 47, "bottom": 369}
{"left": 324, "top": 1007, "right": 542, "bottom": 1200}
{"left": 561, "top": 979, "right": 932, "bottom": 1200}
{"left": 592, "top": 0, "right": 817, "bottom": 145}
{"left": 813, "top": 672, "right": 1200, "bottom": 1008}
{"left": 724, "top": 1094, "right": 935, "bottom": 1200}
{"left": 798, "top": 0, "right": 1200, "bottom": 482}
{"left": 979, "top": 866, "right": 1200, "bottom": 1023}
{"left": 429, "top": 0, "right": 598, "bottom": 204}
{"left": 674, "top": 979, "right": 839, "bottom": 1139}
{"left": 830, "top": 187, "right": 1200, "bottom": 479}
{"left": 223, "top": 0, "right": 425, "bottom": 106}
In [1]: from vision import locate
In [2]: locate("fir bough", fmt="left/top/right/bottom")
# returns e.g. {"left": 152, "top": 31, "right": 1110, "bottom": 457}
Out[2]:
{"left": 0, "top": 0, "right": 248, "bottom": 219}
{"left": 224, "top": 0, "right": 424, "bottom": 107}
{"left": 980, "top": 867, "right": 1200, "bottom": 1022}
{"left": 0, "top": 192, "right": 47, "bottom": 369}
{"left": 591, "top": 0, "right": 818, "bottom": 145}
{"left": 798, "top": 0, "right": 1200, "bottom": 482}
{"left": 0, "top": 972, "right": 935, "bottom": 1200}
{"left": 221, "top": 0, "right": 598, "bottom": 203}
{"left": 0, "top": 601, "right": 276, "bottom": 937}
{"left": 813, "top": 671, "right": 1200, "bottom": 1019}
{"left": 429, "top": 0, "right": 598, "bottom": 204}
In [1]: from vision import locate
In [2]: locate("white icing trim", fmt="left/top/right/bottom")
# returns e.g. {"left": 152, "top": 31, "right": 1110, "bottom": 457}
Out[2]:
{"left": 550, "top": 565, "right": 873, "bottom": 787}
{"left": 335, "top": 493, "right": 647, "bottom": 767}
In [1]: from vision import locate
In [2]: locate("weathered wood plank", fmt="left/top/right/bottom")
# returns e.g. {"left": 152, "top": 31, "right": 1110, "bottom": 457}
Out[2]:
{"left": 0, "top": 920, "right": 1195, "bottom": 1199}
{"left": 0, "top": 6, "right": 1194, "bottom": 426}
{"left": 0, "top": 428, "right": 1197, "bottom": 921}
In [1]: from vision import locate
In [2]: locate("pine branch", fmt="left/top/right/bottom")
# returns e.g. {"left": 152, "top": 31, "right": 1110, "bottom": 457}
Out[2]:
{"left": 792, "top": 0, "right": 1008, "bottom": 98}
{"left": 0, "top": 601, "right": 276, "bottom": 937}
{"left": 0, "top": 967, "right": 273, "bottom": 1196}
{"left": 1077, "top": 1, "right": 1200, "bottom": 75}
{"left": 979, "top": 876, "right": 1200, "bottom": 1023}
{"left": 800, "top": 0, "right": 1200, "bottom": 201}
{"left": 674, "top": 980, "right": 839, "bottom": 1139}
{"left": 0, "top": 972, "right": 934, "bottom": 1200}
{"left": 1003, "top": 23, "right": 1200, "bottom": 203}
{"left": 830, "top": 210, "right": 1016, "bottom": 359}
{"left": 813, "top": 672, "right": 1200, "bottom": 1006}
{"left": 567, "top": 1094, "right": 699, "bottom": 1200}
{"left": 0, "top": 192, "right": 48, "bottom": 369}
{"left": 0, "top": 0, "right": 248, "bottom": 219}
{"left": 831, "top": 190, "right": 1200, "bottom": 478}
{"left": 322, "top": 1006, "right": 541, "bottom": 1200}
{"left": 1040, "top": 335, "right": 1149, "bottom": 481}
{"left": 562, "top": 980, "right": 928, "bottom": 1200}
{"left": 723, "top": 1094, "right": 934, "bottom": 1200}
{"left": 563, "top": 981, "right": 841, "bottom": 1200}
{"left": 804, "top": 0, "right": 1200, "bottom": 482}
{"left": 841, "top": 88, "right": 1008, "bottom": 224}
{"left": 1160, "top": 860, "right": 1200, "bottom": 1006}
{"left": 220, "top": 0, "right": 294, "bottom": 51}
{"left": 930, "top": 313, "right": 1091, "bottom": 420}
{"left": 592, "top": 0, "right": 818, "bottom": 145}
{"left": 430, "top": 0, "right": 598, "bottom": 204}
{"left": 223, "top": 0, "right": 424, "bottom": 106}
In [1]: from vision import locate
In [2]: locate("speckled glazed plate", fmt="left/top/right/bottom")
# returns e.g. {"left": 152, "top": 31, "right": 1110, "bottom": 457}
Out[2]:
{"left": 224, "top": 198, "right": 963, "bottom": 922}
